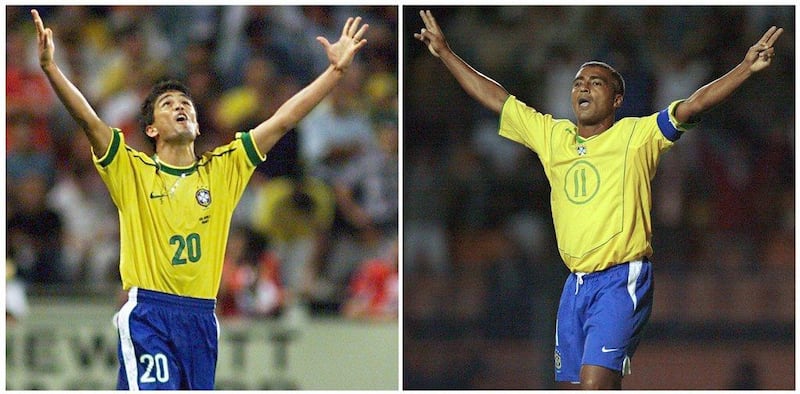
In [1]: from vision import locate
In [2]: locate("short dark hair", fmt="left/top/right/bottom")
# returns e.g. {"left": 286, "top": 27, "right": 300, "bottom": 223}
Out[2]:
{"left": 580, "top": 61, "right": 625, "bottom": 97}
{"left": 139, "top": 79, "right": 193, "bottom": 149}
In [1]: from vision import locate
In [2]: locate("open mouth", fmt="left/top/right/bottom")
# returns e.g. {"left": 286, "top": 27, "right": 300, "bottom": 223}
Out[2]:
{"left": 176, "top": 114, "right": 188, "bottom": 122}
{"left": 578, "top": 98, "right": 590, "bottom": 108}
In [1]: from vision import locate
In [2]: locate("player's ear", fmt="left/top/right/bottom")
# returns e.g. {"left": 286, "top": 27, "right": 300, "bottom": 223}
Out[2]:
{"left": 145, "top": 125, "right": 158, "bottom": 138}
{"left": 613, "top": 94, "right": 623, "bottom": 109}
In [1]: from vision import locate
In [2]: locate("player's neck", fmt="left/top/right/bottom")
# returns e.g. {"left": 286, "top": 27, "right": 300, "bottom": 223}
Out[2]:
{"left": 577, "top": 118, "right": 615, "bottom": 139}
{"left": 154, "top": 144, "right": 197, "bottom": 167}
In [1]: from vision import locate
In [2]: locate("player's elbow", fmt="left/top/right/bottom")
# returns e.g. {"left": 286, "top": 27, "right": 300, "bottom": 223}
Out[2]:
{"left": 674, "top": 98, "right": 705, "bottom": 125}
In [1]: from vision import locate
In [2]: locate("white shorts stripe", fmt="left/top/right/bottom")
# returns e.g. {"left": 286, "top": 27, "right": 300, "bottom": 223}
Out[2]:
{"left": 118, "top": 287, "right": 140, "bottom": 390}
{"left": 555, "top": 319, "right": 559, "bottom": 347}
{"left": 626, "top": 260, "right": 643, "bottom": 310}
{"left": 214, "top": 313, "right": 220, "bottom": 341}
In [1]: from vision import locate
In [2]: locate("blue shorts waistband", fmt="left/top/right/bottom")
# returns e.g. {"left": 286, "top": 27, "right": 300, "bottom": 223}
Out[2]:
{"left": 129, "top": 287, "right": 216, "bottom": 312}
{"left": 573, "top": 258, "right": 650, "bottom": 280}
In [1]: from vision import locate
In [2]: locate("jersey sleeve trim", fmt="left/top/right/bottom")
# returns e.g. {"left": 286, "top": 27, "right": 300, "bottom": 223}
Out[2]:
{"left": 656, "top": 100, "right": 697, "bottom": 142}
{"left": 238, "top": 130, "right": 266, "bottom": 166}
{"left": 498, "top": 95, "right": 515, "bottom": 131}
{"left": 95, "top": 127, "right": 122, "bottom": 168}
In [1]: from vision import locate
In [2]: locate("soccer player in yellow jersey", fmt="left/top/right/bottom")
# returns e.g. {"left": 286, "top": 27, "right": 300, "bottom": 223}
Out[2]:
{"left": 415, "top": 9, "right": 782, "bottom": 390}
{"left": 33, "top": 9, "right": 369, "bottom": 390}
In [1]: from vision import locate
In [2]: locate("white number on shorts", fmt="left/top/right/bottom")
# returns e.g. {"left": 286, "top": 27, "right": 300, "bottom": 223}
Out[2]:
{"left": 140, "top": 353, "right": 170, "bottom": 383}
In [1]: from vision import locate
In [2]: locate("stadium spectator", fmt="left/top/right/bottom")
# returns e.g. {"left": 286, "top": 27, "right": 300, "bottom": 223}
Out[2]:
{"left": 6, "top": 21, "right": 54, "bottom": 142}
{"left": 342, "top": 241, "right": 398, "bottom": 321}
{"left": 219, "top": 226, "right": 286, "bottom": 318}
{"left": 91, "top": 7, "right": 169, "bottom": 106}
{"left": 47, "top": 136, "right": 119, "bottom": 287}
{"left": 6, "top": 258, "right": 30, "bottom": 324}
{"left": 298, "top": 61, "right": 376, "bottom": 176}
{"left": 247, "top": 175, "right": 336, "bottom": 312}
{"left": 7, "top": 172, "right": 66, "bottom": 284}
{"left": 7, "top": 111, "right": 56, "bottom": 187}
{"left": 294, "top": 59, "right": 385, "bottom": 306}
{"left": 331, "top": 115, "right": 398, "bottom": 251}
{"left": 402, "top": 146, "right": 450, "bottom": 275}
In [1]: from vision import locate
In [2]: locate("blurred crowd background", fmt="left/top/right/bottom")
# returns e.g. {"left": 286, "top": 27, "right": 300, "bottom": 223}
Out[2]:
{"left": 6, "top": 5, "right": 398, "bottom": 323}
{"left": 403, "top": 6, "right": 794, "bottom": 389}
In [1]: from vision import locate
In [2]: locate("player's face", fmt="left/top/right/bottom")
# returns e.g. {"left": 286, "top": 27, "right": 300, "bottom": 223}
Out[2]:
{"left": 571, "top": 66, "right": 621, "bottom": 125}
{"left": 151, "top": 90, "right": 199, "bottom": 143}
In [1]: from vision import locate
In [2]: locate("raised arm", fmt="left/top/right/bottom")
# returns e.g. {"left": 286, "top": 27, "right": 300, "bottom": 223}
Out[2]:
{"left": 674, "top": 25, "right": 784, "bottom": 124}
{"left": 249, "top": 16, "right": 368, "bottom": 155}
{"left": 414, "top": 10, "right": 509, "bottom": 114}
{"left": 32, "top": 9, "right": 111, "bottom": 154}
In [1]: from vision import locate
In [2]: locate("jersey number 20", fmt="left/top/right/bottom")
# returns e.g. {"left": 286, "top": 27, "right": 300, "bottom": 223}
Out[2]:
{"left": 169, "top": 233, "right": 202, "bottom": 265}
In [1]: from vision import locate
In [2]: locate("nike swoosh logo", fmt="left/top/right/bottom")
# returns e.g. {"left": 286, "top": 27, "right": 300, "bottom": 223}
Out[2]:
{"left": 149, "top": 192, "right": 167, "bottom": 199}
{"left": 601, "top": 346, "right": 621, "bottom": 353}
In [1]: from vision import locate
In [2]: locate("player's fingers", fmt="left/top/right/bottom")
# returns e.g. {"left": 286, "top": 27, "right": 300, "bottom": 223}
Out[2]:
{"left": 420, "top": 10, "right": 434, "bottom": 31}
{"left": 31, "top": 9, "right": 45, "bottom": 35}
{"left": 352, "top": 37, "right": 368, "bottom": 51}
{"left": 352, "top": 22, "right": 368, "bottom": 42}
{"left": 45, "top": 28, "right": 54, "bottom": 47}
{"left": 765, "top": 27, "right": 784, "bottom": 46}
{"left": 415, "top": 29, "right": 431, "bottom": 45}
{"left": 316, "top": 36, "right": 331, "bottom": 50}
{"left": 347, "top": 16, "right": 363, "bottom": 38}
{"left": 424, "top": 10, "right": 442, "bottom": 33}
{"left": 756, "top": 26, "right": 777, "bottom": 46}
{"left": 341, "top": 17, "right": 354, "bottom": 38}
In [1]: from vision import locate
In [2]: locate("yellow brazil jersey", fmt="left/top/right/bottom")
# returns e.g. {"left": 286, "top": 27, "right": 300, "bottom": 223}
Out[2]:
{"left": 499, "top": 95, "right": 694, "bottom": 273}
{"left": 93, "top": 128, "right": 265, "bottom": 299}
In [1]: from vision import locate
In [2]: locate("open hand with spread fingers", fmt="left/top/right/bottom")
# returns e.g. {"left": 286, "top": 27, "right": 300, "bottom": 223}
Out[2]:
{"left": 318, "top": 16, "right": 369, "bottom": 72}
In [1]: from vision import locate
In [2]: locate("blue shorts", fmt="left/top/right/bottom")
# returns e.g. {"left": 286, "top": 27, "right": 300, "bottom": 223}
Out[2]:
{"left": 115, "top": 287, "right": 219, "bottom": 390}
{"left": 554, "top": 259, "right": 653, "bottom": 383}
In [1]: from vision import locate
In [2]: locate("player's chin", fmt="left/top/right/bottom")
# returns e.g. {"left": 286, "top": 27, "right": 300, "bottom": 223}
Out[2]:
{"left": 179, "top": 124, "right": 200, "bottom": 138}
{"left": 573, "top": 109, "right": 592, "bottom": 123}
{"left": 575, "top": 108, "right": 605, "bottom": 124}
{"left": 172, "top": 129, "right": 199, "bottom": 143}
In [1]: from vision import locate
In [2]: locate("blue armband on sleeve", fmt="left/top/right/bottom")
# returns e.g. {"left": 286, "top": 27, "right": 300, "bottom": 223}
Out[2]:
{"left": 657, "top": 100, "right": 699, "bottom": 142}
{"left": 656, "top": 109, "right": 682, "bottom": 142}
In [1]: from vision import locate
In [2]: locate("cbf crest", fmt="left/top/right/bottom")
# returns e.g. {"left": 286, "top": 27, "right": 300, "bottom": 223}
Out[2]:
{"left": 196, "top": 188, "right": 211, "bottom": 207}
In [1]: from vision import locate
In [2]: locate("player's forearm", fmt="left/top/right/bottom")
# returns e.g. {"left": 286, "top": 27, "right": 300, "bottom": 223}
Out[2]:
{"left": 279, "top": 65, "right": 343, "bottom": 128}
{"left": 41, "top": 62, "right": 110, "bottom": 151}
{"left": 675, "top": 62, "right": 752, "bottom": 124}
{"left": 252, "top": 65, "right": 343, "bottom": 153}
{"left": 438, "top": 49, "right": 509, "bottom": 114}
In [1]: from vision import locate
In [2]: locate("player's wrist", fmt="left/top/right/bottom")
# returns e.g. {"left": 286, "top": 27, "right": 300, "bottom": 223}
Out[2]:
{"left": 40, "top": 59, "right": 57, "bottom": 73}
{"left": 736, "top": 60, "right": 756, "bottom": 77}
{"left": 330, "top": 62, "right": 350, "bottom": 74}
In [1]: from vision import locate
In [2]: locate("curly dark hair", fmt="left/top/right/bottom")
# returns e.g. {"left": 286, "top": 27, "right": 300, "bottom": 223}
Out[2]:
{"left": 139, "top": 79, "right": 194, "bottom": 149}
